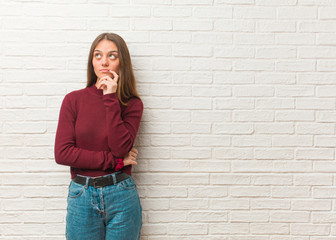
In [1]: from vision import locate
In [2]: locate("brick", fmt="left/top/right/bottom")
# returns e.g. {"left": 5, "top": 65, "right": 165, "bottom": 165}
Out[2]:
{"left": 273, "top": 161, "right": 312, "bottom": 173}
{"left": 167, "top": 223, "right": 207, "bottom": 235}
{"left": 172, "top": 123, "right": 210, "bottom": 133}
{"left": 152, "top": 58, "right": 190, "bottom": 70}
{"left": 141, "top": 96, "right": 171, "bottom": 108}
{"left": 299, "top": 47, "right": 336, "bottom": 59}
{"left": 276, "top": 110, "right": 314, "bottom": 121}
{"left": 4, "top": 122, "right": 46, "bottom": 134}
{"left": 213, "top": 123, "right": 253, "bottom": 134}
{"left": 257, "top": 20, "right": 296, "bottom": 32}
{"left": 256, "top": 73, "right": 296, "bottom": 84}
{"left": 151, "top": 32, "right": 191, "bottom": 43}
{"left": 251, "top": 199, "right": 290, "bottom": 210}
{"left": 272, "top": 187, "right": 311, "bottom": 198}
{"left": 313, "top": 187, "right": 336, "bottom": 199}
{"left": 235, "top": 60, "right": 274, "bottom": 71}
{"left": 291, "top": 224, "right": 330, "bottom": 236}
{"left": 172, "top": 97, "right": 212, "bottom": 110}
{"left": 216, "top": 98, "right": 254, "bottom": 109}
{"left": 194, "top": 6, "right": 232, "bottom": 18}
{"left": 214, "top": 148, "right": 253, "bottom": 160}
{"left": 215, "top": 47, "right": 255, "bottom": 58}
{"left": 133, "top": 18, "right": 172, "bottom": 31}
{"left": 173, "top": 20, "right": 213, "bottom": 31}
{"left": 277, "top": 60, "right": 315, "bottom": 71}
{"left": 232, "top": 136, "right": 272, "bottom": 147}
{"left": 231, "top": 186, "right": 271, "bottom": 197}
{"left": 292, "top": 200, "right": 332, "bottom": 211}
{"left": 295, "top": 175, "right": 333, "bottom": 186}
{"left": 317, "top": 111, "right": 336, "bottom": 123}
{"left": 231, "top": 211, "right": 269, "bottom": 222}
{"left": 145, "top": 187, "right": 187, "bottom": 198}
{"left": 273, "top": 136, "right": 313, "bottom": 147}
{"left": 211, "top": 199, "right": 250, "bottom": 210}
{"left": 297, "top": 123, "right": 334, "bottom": 134}
{"left": 192, "top": 111, "right": 231, "bottom": 122}
{"left": 151, "top": 136, "right": 190, "bottom": 146}
{"left": 193, "top": 33, "right": 232, "bottom": 44}
{"left": 300, "top": 21, "right": 336, "bottom": 33}
{"left": 170, "top": 199, "right": 208, "bottom": 210}
{"left": 296, "top": 148, "right": 334, "bottom": 160}
{"left": 256, "top": 47, "right": 296, "bottom": 58}
{"left": 278, "top": 33, "right": 315, "bottom": 45}
{"left": 210, "top": 173, "right": 251, "bottom": 185}
{"left": 191, "top": 160, "right": 231, "bottom": 172}
{"left": 210, "top": 223, "right": 249, "bottom": 234}
{"left": 192, "top": 135, "right": 230, "bottom": 147}
{"left": 251, "top": 223, "right": 289, "bottom": 234}
{"left": 193, "top": 85, "right": 231, "bottom": 97}
{"left": 130, "top": 45, "right": 172, "bottom": 57}
{"left": 255, "top": 123, "right": 294, "bottom": 134}
{"left": 233, "top": 110, "right": 274, "bottom": 122}
{"left": 188, "top": 211, "right": 228, "bottom": 222}
{"left": 235, "top": 7, "right": 276, "bottom": 19}
{"left": 188, "top": 186, "right": 229, "bottom": 197}
{"left": 139, "top": 199, "right": 169, "bottom": 211}
{"left": 214, "top": 19, "right": 255, "bottom": 32}
{"left": 256, "top": 0, "right": 297, "bottom": 5}
{"left": 172, "top": 148, "right": 211, "bottom": 159}
{"left": 145, "top": 110, "right": 190, "bottom": 122}
{"left": 251, "top": 175, "right": 293, "bottom": 185}
{"left": 147, "top": 160, "right": 189, "bottom": 172}
{"left": 319, "top": 7, "right": 336, "bottom": 19}
{"left": 174, "top": 72, "right": 212, "bottom": 84}
{"left": 148, "top": 211, "right": 187, "bottom": 223}
{"left": 236, "top": 33, "right": 274, "bottom": 45}
{"left": 278, "top": 7, "right": 318, "bottom": 19}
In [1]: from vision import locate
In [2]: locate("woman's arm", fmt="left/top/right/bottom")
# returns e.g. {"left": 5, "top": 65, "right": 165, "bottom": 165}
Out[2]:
{"left": 54, "top": 94, "right": 119, "bottom": 171}
{"left": 102, "top": 93, "right": 143, "bottom": 158}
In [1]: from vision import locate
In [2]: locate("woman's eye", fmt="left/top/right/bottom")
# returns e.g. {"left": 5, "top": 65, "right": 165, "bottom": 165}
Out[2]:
{"left": 95, "top": 53, "right": 101, "bottom": 59}
{"left": 109, "top": 54, "right": 116, "bottom": 59}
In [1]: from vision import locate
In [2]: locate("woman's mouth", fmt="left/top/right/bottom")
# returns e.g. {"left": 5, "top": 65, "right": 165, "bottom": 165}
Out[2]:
{"left": 100, "top": 69, "right": 110, "bottom": 73}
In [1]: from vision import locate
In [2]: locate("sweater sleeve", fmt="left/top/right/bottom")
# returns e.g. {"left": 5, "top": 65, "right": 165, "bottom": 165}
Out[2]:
{"left": 102, "top": 93, "right": 143, "bottom": 158}
{"left": 54, "top": 94, "right": 118, "bottom": 170}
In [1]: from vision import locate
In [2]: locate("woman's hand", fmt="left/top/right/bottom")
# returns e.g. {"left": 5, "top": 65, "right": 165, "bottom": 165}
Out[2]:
{"left": 123, "top": 147, "right": 138, "bottom": 166}
{"left": 96, "top": 70, "right": 119, "bottom": 95}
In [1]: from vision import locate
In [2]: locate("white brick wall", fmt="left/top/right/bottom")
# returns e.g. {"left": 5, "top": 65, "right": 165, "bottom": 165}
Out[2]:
{"left": 0, "top": 0, "right": 335, "bottom": 239}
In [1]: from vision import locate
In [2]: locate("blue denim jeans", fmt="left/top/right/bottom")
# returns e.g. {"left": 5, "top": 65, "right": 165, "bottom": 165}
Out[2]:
{"left": 65, "top": 172, "right": 142, "bottom": 240}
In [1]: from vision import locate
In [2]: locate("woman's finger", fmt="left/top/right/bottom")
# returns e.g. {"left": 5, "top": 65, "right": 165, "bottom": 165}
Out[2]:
{"left": 109, "top": 70, "right": 119, "bottom": 82}
{"left": 130, "top": 148, "right": 138, "bottom": 155}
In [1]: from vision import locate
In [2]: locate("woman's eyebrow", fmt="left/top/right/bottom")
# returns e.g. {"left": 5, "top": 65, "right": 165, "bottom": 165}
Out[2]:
{"left": 94, "top": 50, "right": 118, "bottom": 53}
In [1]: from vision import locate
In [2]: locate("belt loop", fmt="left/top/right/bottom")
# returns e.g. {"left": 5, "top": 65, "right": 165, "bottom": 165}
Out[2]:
{"left": 85, "top": 177, "right": 89, "bottom": 189}
{"left": 112, "top": 173, "right": 117, "bottom": 185}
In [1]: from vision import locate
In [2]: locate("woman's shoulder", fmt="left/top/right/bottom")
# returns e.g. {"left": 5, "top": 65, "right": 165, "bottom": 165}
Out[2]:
{"left": 63, "top": 87, "right": 88, "bottom": 100}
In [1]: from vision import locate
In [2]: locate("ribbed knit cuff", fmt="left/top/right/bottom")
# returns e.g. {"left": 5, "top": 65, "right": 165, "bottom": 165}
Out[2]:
{"left": 115, "top": 158, "right": 124, "bottom": 171}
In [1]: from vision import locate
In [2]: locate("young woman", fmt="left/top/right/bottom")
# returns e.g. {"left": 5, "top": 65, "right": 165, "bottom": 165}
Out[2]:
{"left": 54, "top": 32, "right": 143, "bottom": 240}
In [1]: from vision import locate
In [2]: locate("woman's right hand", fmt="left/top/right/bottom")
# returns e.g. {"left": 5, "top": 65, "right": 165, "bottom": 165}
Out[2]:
{"left": 123, "top": 147, "right": 138, "bottom": 166}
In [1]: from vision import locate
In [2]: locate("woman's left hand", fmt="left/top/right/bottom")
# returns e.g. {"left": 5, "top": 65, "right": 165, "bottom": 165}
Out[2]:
{"left": 96, "top": 70, "right": 119, "bottom": 95}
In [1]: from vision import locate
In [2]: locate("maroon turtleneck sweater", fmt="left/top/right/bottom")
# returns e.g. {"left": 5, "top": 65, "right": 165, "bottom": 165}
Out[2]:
{"left": 54, "top": 85, "right": 143, "bottom": 179}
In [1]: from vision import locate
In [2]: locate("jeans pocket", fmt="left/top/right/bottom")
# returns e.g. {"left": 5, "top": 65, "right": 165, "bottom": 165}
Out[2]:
{"left": 68, "top": 181, "right": 85, "bottom": 198}
{"left": 119, "top": 176, "right": 136, "bottom": 190}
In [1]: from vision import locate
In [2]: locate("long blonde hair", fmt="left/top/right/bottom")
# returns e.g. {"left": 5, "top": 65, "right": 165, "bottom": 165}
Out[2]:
{"left": 86, "top": 32, "right": 140, "bottom": 106}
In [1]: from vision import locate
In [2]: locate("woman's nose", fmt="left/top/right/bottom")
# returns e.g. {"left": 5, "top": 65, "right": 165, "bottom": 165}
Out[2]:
{"left": 101, "top": 56, "right": 109, "bottom": 66}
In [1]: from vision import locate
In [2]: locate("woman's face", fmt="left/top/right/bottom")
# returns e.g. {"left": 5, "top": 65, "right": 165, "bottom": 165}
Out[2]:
{"left": 92, "top": 39, "right": 120, "bottom": 82}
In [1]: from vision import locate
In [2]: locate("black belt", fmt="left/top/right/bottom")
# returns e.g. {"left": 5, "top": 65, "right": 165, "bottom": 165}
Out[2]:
{"left": 72, "top": 172, "right": 130, "bottom": 188}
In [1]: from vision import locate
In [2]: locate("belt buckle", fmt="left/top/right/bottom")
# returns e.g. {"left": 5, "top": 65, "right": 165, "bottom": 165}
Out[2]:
{"left": 92, "top": 177, "right": 103, "bottom": 188}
